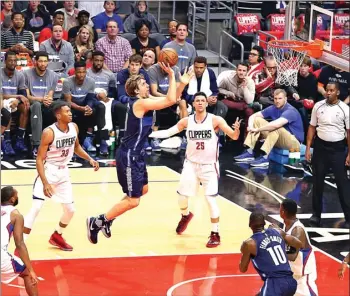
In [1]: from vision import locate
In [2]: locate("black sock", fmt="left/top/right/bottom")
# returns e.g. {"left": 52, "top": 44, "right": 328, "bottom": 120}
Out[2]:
{"left": 4, "top": 130, "right": 10, "bottom": 140}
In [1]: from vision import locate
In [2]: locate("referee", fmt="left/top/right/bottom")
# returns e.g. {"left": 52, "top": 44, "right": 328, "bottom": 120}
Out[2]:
{"left": 306, "top": 81, "right": 350, "bottom": 228}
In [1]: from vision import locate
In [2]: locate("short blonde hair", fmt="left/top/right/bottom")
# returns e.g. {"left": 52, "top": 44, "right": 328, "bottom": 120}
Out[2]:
{"left": 274, "top": 88, "right": 287, "bottom": 98}
{"left": 125, "top": 74, "right": 145, "bottom": 97}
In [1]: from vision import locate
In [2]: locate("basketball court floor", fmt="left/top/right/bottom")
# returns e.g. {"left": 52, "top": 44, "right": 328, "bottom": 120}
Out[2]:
{"left": 1, "top": 144, "right": 349, "bottom": 295}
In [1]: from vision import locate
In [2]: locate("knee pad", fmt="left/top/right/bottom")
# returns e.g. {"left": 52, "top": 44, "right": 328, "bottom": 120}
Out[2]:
{"left": 205, "top": 195, "right": 220, "bottom": 219}
{"left": 178, "top": 194, "right": 189, "bottom": 209}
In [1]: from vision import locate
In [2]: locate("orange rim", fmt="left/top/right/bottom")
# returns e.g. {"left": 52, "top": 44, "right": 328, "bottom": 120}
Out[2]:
{"left": 268, "top": 39, "right": 324, "bottom": 58}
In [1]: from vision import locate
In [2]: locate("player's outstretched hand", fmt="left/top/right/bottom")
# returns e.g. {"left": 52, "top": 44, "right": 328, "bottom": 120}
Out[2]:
{"left": 90, "top": 159, "right": 99, "bottom": 171}
{"left": 43, "top": 183, "right": 54, "bottom": 198}
{"left": 179, "top": 66, "right": 195, "bottom": 86}
{"left": 232, "top": 117, "right": 242, "bottom": 131}
{"left": 158, "top": 62, "right": 174, "bottom": 77}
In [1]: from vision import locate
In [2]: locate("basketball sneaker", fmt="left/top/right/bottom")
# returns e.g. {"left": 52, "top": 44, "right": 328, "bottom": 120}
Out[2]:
{"left": 206, "top": 232, "right": 221, "bottom": 248}
{"left": 101, "top": 219, "right": 114, "bottom": 239}
{"left": 86, "top": 217, "right": 101, "bottom": 244}
{"left": 49, "top": 231, "right": 73, "bottom": 251}
{"left": 176, "top": 212, "right": 194, "bottom": 234}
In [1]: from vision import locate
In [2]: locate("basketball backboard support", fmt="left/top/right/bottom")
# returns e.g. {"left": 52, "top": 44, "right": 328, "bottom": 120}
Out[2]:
{"left": 283, "top": 2, "right": 349, "bottom": 72}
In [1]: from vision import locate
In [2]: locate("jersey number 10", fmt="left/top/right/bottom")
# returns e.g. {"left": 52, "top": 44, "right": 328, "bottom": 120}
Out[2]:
{"left": 266, "top": 245, "right": 287, "bottom": 266}
{"left": 196, "top": 142, "right": 205, "bottom": 150}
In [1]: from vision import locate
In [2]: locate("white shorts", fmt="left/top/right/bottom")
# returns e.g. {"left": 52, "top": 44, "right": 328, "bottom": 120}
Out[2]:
{"left": 33, "top": 163, "right": 73, "bottom": 203}
{"left": 1, "top": 249, "right": 25, "bottom": 284}
{"left": 177, "top": 160, "right": 219, "bottom": 197}
{"left": 294, "top": 273, "right": 318, "bottom": 296}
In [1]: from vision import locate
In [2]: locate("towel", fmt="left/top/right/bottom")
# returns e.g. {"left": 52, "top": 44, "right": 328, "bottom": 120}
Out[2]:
{"left": 187, "top": 67, "right": 212, "bottom": 97}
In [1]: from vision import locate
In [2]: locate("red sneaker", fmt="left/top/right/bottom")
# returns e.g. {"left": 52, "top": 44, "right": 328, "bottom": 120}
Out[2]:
{"left": 49, "top": 231, "right": 73, "bottom": 251}
{"left": 176, "top": 212, "right": 194, "bottom": 234}
{"left": 206, "top": 232, "right": 221, "bottom": 248}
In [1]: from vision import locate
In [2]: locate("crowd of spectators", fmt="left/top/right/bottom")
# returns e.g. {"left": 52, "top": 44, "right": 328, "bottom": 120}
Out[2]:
{"left": 1, "top": 0, "right": 349, "bottom": 171}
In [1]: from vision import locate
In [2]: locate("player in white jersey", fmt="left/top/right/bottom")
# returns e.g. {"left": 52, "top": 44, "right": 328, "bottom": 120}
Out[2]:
{"left": 149, "top": 92, "right": 241, "bottom": 247}
{"left": 279, "top": 199, "right": 318, "bottom": 296}
{"left": 1, "top": 186, "right": 39, "bottom": 296}
{"left": 23, "top": 101, "right": 99, "bottom": 251}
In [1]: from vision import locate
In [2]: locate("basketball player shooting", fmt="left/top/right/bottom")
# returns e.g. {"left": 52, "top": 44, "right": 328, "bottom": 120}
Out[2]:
{"left": 149, "top": 92, "right": 241, "bottom": 247}
{"left": 1, "top": 186, "right": 39, "bottom": 296}
{"left": 24, "top": 101, "right": 99, "bottom": 251}
{"left": 86, "top": 63, "right": 194, "bottom": 244}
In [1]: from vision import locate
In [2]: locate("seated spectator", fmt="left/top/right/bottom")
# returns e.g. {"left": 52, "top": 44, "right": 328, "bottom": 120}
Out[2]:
{"left": 0, "top": 1, "right": 13, "bottom": 22}
{"left": 163, "top": 23, "right": 197, "bottom": 72}
{"left": 287, "top": 57, "right": 318, "bottom": 133}
{"left": 124, "top": 1, "right": 160, "bottom": 34}
{"left": 63, "top": 61, "right": 108, "bottom": 154}
{"left": 38, "top": 11, "right": 68, "bottom": 44}
{"left": 1, "top": 12, "right": 12, "bottom": 32}
{"left": 68, "top": 10, "right": 98, "bottom": 44}
{"left": 39, "top": 24, "right": 75, "bottom": 73}
{"left": 217, "top": 62, "right": 255, "bottom": 128}
{"left": 73, "top": 25, "right": 95, "bottom": 62}
{"left": 148, "top": 62, "right": 188, "bottom": 151}
{"left": 1, "top": 51, "right": 30, "bottom": 155}
{"left": 131, "top": 19, "right": 160, "bottom": 59}
{"left": 161, "top": 20, "right": 179, "bottom": 49}
{"left": 95, "top": 20, "right": 132, "bottom": 73}
{"left": 24, "top": 51, "right": 58, "bottom": 157}
{"left": 22, "top": 1, "right": 51, "bottom": 33}
{"left": 1, "top": 12, "right": 34, "bottom": 56}
{"left": 255, "top": 57, "right": 278, "bottom": 108}
{"left": 142, "top": 50, "right": 156, "bottom": 71}
{"left": 117, "top": 54, "right": 150, "bottom": 104}
{"left": 78, "top": 1, "right": 104, "bottom": 18}
{"left": 55, "top": 0, "right": 79, "bottom": 31}
{"left": 234, "top": 89, "right": 304, "bottom": 167}
{"left": 317, "top": 65, "right": 349, "bottom": 103}
{"left": 92, "top": 1, "right": 124, "bottom": 33}
{"left": 247, "top": 45, "right": 265, "bottom": 83}
{"left": 182, "top": 56, "right": 227, "bottom": 117}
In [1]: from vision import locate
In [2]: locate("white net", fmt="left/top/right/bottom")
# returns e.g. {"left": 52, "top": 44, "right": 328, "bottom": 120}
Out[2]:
{"left": 268, "top": 41, "right": 307, "bottom": 87}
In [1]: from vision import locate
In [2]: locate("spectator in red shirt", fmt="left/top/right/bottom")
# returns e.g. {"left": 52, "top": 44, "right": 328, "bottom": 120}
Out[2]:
{"left": 247, "top": 45, "right": 265, "bottom": 84}
{"left": 0, "top": 1, "right": 13, "bottom": 22}
{"left": 38, "top": 11, "right": 68, "bottom": 44}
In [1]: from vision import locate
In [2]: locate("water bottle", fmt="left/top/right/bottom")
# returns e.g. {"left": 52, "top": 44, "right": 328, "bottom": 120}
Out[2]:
{"left": 109, "top": 131, "right": 116, "bottom": 151}
{"left": 288, "top": 149, "right": 295, "bottom": 164}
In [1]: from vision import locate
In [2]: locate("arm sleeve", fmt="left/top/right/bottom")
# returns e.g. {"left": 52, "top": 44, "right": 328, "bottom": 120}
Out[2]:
{"left": 1, "top": 33, "right": 6, "bottom": 49}
{"left": 310, "top": 105, "right": 318, "bottom": 126}
{"left": 92, "top": 15, "right": 103, "bottom": 30}
{"left": 66, "top": 44, "right": 75, "bottom": 71}
{"left": 62, "top": 79, "right": 72, "bottom": 95}
{"left": 209, "top": 69, "right": 219, "bottom": 96}
{"left": 49, "top": 72, "right": 58, "bottom": 92}
{"left": 17, "top": 72, "right": 26, "bottom": 90}
{"left": 261, "top": 106, "right": 272, "bottom": 118}
{"left": 148, "top": 68, "right": 158, "bottom": 85}
{"left": 281, "top": 110, "right": 297, "bottom": 123}
{"left": 123, "top": 40, "right": 133, "bottom": 62}
{"left": 116, "top": 73, "right": 128, "bottom": 103}
{"left": 243, "top": 78, "right": 255, "bottom": 104}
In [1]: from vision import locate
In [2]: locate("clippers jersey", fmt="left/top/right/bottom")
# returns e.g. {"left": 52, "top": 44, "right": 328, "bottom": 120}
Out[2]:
{"left": 283, "top": 220, "right": 317, "bottom": 276}
{"left": 251, "top": 228, "right": 293, "bottom": 280}
{"left": 1, "top": 205, "right": 15, "bottom": 252}
{"left": 185, "top": 113, "right": 218, "bottom": 164}
{"left": 121, "top": 97, "right": 153, "bottom": 152}
{"left": 45, "top": 123, "right": 77, "bottom": 166}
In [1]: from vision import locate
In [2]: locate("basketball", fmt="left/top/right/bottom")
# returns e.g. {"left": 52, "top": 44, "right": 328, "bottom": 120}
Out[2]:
{"left": 158, "top": 48, "right": 178, "bottom": 67}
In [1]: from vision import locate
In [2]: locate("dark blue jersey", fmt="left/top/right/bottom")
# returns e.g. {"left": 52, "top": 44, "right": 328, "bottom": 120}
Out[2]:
{"left": 251, "top": 228, "right": 293, "bottom": 281}
{"left": 120, "top": 97, "right": 153, "bottom": 152}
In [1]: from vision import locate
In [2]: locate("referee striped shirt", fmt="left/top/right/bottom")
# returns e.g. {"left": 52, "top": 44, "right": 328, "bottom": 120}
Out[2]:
{"left": 1, "top": 28, "right": 34, "bottom": 51}
{"left": 310, "top": 99, "right": 350, "bottom": 142}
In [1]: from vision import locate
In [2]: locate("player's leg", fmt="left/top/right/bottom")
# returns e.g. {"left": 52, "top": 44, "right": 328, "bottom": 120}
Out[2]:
{"left": 176, "top": 160, "right": 198, "bottom": 234}
{"left": 23, "top": 176, "right": 45, "bottom": 239}
{"left": 200, "top": 163, "right": 221, "bottom": 248}
{"left": 87, "top": 150, "right": 145, "bottom": 244}
{"left": 48, "top": 168, "right": 75, "bottom": 251}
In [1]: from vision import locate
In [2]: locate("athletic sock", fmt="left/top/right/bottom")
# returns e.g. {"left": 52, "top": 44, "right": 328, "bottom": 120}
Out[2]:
{"left": 211, "top": 223, "right": 219, "bottom": 233}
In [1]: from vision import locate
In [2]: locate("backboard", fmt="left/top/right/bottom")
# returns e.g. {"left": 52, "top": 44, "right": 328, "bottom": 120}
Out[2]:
{"left": 284, "top": 2, "right": 349, "bottom": 72}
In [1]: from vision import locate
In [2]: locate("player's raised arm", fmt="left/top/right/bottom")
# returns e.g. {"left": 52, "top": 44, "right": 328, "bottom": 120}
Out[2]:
{"left": 36, "top": 128, "right": 54, "bottom": 197}
{"left": 149, "top": 118, "right": 189, "bottom": 139}
{"left": 215, "top": 116, "right": 241, "bottom": 140}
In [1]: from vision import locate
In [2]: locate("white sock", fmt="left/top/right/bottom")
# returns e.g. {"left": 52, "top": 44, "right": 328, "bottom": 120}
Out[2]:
{"left": 181, "top": 208, "right": 189, "bottom": 216}
{"left": 211, "top": 222, "right": 219, "bottom": 233}
{"left": 56, "top": 225, "right": 64, "bottom": 235}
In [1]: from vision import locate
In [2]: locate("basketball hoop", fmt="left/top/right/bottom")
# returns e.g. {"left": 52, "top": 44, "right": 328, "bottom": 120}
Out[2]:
{"left": 268, "top": 40, "right": 324, "bottom": 86}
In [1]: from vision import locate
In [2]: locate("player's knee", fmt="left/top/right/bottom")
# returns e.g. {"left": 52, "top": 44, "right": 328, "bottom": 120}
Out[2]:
{"left": 63, "top": 203, "right": 76, "bottom": 216}
{"left": 128, "top": 197, "right": 140, "bottom": 208}
{"left": 142, "top": 185, "right": 148, "bottom": 195}
{"left": 30, "top": 101, "right": 41, "bottom": 112}
{"left": 205, "top": 195, "right": 220, "bottom": 218}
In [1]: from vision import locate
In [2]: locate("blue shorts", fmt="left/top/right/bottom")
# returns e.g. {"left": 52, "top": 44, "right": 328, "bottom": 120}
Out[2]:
{"left": 116, "top": 148, "right": 148, "bottom": 197}
{"left": 259, "top": 276, "right": 297, "bottom": 296}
